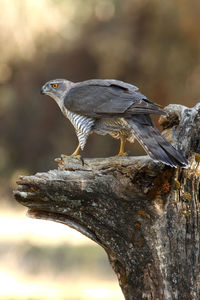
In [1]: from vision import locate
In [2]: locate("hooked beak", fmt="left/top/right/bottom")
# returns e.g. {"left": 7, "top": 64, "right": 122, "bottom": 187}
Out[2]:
{"left": 40, "top": 86, "right": 46, "bottom": 94}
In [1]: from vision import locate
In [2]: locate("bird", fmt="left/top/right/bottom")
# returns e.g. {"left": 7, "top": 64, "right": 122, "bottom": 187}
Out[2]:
{"left": 40, "top": 78, "right": 188, "bottom": 168}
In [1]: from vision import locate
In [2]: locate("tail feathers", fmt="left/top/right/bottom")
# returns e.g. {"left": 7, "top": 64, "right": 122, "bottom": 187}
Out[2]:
{"left": 127, "top": 119, "right": 188, "bottom": 168}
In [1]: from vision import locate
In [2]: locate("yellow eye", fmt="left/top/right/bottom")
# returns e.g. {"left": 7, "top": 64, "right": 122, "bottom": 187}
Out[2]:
{"left": 51, "top": 83, "right": 58, "bottom": 89}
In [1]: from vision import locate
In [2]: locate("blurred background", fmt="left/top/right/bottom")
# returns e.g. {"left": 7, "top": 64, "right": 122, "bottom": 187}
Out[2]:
{"left": 0, "top": 0, "right": 200, "bottom": 299}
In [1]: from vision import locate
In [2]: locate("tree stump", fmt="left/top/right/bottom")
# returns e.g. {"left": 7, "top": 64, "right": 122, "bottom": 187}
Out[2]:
{"left": 14, "top": 103, "right": 200, "bottom": 300}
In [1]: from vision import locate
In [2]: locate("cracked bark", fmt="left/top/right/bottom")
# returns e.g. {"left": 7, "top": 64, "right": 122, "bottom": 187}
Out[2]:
{"left": 14, "top": 103, "right": 200, "bottom": 300}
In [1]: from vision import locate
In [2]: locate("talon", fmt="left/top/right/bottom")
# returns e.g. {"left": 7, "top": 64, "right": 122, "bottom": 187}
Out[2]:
{"left": 59, "top": 154, "right": 84, "bottom": 166}
{"left": 61, "top": 153, "right": 83, "bottom": 161}
{"left": 60, "top": 144, "right": 82, "bottom": 160}
{"left": 71, "top": 154, "right": 84, "bottom": 165}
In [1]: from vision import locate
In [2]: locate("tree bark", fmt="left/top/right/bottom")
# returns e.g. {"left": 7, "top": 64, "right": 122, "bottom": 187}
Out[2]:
{"left": 14, "top": 103, "right": 200, "bottom": 300}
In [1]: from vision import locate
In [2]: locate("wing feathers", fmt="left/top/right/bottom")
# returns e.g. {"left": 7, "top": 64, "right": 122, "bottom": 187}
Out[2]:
{"left": 64, "top": 79, "right": 163, "bottom": 118}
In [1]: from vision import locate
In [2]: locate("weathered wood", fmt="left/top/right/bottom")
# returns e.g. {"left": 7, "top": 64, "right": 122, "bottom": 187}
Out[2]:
{"left": 14, "top": 103, "right": 200, "bottom": 300}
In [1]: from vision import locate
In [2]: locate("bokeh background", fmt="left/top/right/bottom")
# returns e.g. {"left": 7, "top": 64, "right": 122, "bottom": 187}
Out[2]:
{"left": 1, "top": 0, "right": 200, "bottom": 299}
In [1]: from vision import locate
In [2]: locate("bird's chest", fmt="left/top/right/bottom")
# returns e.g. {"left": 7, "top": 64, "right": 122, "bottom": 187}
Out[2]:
{"left": 62, "top": 107, "right": 95, "bottom": 134}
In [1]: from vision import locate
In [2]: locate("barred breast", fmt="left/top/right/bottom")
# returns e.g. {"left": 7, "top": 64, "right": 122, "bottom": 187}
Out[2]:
{"left": 62, "top": 108, "right": 95, "bottom": 150}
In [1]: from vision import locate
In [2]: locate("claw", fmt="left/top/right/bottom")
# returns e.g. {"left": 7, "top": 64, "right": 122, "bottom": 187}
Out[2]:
{"left": 60, "top": 153, "right": 84, "bottom": 166}
{"left": 72, "top": 154, "right": 84, "bottom": 166}
{"left": 60, "top": 144, "right": 81, "bottom": 160}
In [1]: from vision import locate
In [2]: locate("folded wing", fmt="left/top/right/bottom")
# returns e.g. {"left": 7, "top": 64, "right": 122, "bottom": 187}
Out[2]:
{"left": 64, "top": 79, "right": 165, "bottom": 118}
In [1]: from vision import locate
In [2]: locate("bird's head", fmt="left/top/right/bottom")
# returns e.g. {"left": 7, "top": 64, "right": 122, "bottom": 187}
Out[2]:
{"left": 41, "top": 79, "right": 73, "bottom": 107}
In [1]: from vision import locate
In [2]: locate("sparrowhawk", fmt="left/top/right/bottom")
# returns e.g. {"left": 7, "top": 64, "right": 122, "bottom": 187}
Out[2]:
{"left": 41, "top": 78, "right": 188, "bottom": 167}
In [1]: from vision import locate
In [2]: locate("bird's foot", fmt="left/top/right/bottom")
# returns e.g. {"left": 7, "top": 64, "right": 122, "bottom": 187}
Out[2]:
{"left": 117, "top": 151, "right": 128, "bottom": 157}
{"left": 61, "top": 154, "right": 84, "bottom": 165}
{"left": 71, "top": 154, "right": 82, "bottom": 160}
{"left": 60, "top": 154, "right": 70, "bottom": 159}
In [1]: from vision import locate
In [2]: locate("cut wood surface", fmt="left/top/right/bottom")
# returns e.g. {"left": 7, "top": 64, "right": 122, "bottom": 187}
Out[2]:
{"left": 14, "top": 103, "right": 200, "bottom": 300}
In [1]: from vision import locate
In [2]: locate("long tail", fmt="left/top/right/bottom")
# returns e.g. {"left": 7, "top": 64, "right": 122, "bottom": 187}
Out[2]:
{"left": 127, "top": 116, "right": 188, "bottom": 168}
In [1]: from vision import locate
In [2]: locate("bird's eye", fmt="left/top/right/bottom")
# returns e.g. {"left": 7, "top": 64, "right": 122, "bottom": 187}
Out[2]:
{"left": 51, "top": 83, "right": 58, "bottom": 89}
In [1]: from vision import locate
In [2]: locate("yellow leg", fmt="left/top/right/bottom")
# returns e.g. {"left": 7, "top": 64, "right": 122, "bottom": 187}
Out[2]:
{"left": 71, "top": 144, "right": 81, "bottom": 157}
{"left": 61, "top": 144, "right": 81, "bottom": 160}
{"left": 117, "top": 137, "right": 128, "bottom": 156}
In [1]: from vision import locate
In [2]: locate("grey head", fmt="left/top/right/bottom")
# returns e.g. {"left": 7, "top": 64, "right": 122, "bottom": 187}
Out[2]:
{"left": 41, "top": 78, "right": 74, "bottom": 108}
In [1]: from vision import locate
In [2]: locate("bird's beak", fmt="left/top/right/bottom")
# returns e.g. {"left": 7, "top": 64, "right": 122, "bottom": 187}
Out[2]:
{"left": 40, "top": 86, "right": 46, "bottom": 94}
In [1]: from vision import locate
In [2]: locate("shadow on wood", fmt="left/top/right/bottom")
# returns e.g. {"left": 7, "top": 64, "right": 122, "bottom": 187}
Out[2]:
{"left": 14, "top": 104, "right": 200, "bottom": 300}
